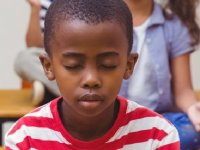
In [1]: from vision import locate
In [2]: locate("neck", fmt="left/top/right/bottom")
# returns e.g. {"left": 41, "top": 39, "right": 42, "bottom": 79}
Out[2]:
{"left": 124, "top": 0, "right": 154, "bottom": 26}
{"left": 59, "top": 100, "right": 119, "bottom": 141}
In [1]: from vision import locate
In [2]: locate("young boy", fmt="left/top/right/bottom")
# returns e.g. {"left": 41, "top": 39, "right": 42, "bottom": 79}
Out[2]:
{"left": 5, "top": 0, "right": 180, "bottom": 149}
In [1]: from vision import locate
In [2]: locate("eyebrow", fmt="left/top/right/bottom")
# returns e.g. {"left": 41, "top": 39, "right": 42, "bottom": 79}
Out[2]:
{"left": 62, "top": 52, "right": 85, "bottom": 58}
{"left": 62, "top": 51, "right": 119, "bottom": 59}
{"left": 62, "top": 51, "right": 119, "bottom": 58}
{"left": 97, "top": 51, "right": 119, "bottom": 58}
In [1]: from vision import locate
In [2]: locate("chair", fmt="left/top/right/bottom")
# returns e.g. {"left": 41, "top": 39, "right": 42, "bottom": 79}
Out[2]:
{"left": 22, "top": 80, "right": 32, "bottom": 89}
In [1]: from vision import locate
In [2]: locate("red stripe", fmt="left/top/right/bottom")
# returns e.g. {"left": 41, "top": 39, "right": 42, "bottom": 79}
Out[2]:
{"left": 7, "top": 116, "right": 56, "bottom": 135}
{"left": 104, "top": 127, "right": 168, "bottom": 149}
{"left": 120, "top": 107, "right": 169, "bottom": 127}
{"left": 7, "top": 128, "right": 168, "bottom": 150}
{"left": 16, "top": 136, "right": 30, "bottom": 149}
{"left": 15, "top": 136, "right": 108, "bottom": 150}
{"left": 16, "top": 136, "right": 73, "bottom": 150}
{"left": 156, "top": 141, "right": 180, "bottom": 150}
{"left": 5, "top": 146, "right": 11, "bottom": 150}
{"left": 7, "top": 100, "right": 58, "bottom": 135}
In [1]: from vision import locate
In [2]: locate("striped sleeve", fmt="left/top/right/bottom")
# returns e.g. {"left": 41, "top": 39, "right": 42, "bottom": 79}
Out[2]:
{"left": 113, "top": 99, "right": 180, "bottom": 150}
{"left": 156, "top": 127, "right": 180, "bottom": 150}
{"left": 4, "top": 103, "right": 70, "bottom": 150}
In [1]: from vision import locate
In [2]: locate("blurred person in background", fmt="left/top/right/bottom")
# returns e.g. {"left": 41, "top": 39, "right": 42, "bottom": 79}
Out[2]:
{"left": 14, "top": 0, "right": 57, "bottom": 105}
{"left": 119, "top": 0, "right": 200, "bottom": 149}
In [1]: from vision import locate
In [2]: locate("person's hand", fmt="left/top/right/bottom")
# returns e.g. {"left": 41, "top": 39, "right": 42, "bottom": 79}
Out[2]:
{"left": 26, "top": 0, "right": 41, "bottom": 9}
{"left": 187, "top": 102, "right": 200, "bottom": 132}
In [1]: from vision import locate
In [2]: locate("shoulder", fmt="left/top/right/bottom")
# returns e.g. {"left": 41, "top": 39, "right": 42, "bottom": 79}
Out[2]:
{"left": 7, "top": 102, "right": 53, "bottom": 133}
{"left": 10, "top": 97, "right": 60, "bottom": 129}
{"left": 164, "top": 15, "right": 188, "bottom": 34}
{"left": 150, "top": 2, "right": 191, "bottom": 47}
{"left": 124, "top": 97, "right": 177, "bottom": 136}
{"left": 5, "top": 98, "right": 67, "bottom": 149}
{"left": 151, "top": 2, "right": 189, "bottom": 37}
{"left": 116, "top": 97, "right": 179, "bottom": 147}
{"left": 5, "top": 99, "right": 58, "bottom": 146}
{"left": 163, "top": 15, "right": 193, "bottom": 57}
{"left": 153, "top": 1, "right": 187, "bottom": 31}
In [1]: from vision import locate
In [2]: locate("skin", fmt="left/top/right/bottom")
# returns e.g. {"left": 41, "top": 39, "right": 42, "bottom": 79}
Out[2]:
{"left": 171, "top": 53, "right": 200, "bottom": 131}
{"left": 123, "top": 0, "right": 153, "bottom": 26}
{"left": 40, "top": 20, "right": 138, "bottom": 141}
{"left": 124, "top": 0, "right": 200, "bottom": 132}
{"left": 26, "top": 0, "right": 43, "bottom": 47}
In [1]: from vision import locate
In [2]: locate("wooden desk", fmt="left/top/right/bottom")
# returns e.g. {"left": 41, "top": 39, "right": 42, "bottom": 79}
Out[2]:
{"left": 196, "top": 91, "right": 200, "bottom": 100}
{"left": 0, "top": 147, "right": 4, "bottom": 150}
{"left": 0, "top": 89, "right": 36, "bottom": 145}
{"left": 0, "top": 89, "right": 35, "bottom": 118}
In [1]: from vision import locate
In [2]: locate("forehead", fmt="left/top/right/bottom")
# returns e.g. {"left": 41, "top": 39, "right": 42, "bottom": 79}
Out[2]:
{"left": 50, "top": 20, "right": 129, "bottom": 54}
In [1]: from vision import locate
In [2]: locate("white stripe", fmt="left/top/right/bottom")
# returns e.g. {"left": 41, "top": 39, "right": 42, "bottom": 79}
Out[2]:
{"left": 121, "top": 139, "right": 157, "bottom": 150}
{"left": 40, "top": 19, "right": 45, "bottom": 30}
{"left": 25, "top": 103, "right": 53, "bottom": 118}
{"left": 5, "top": 140, "right": 20, "bottom": 150}
{"left": 5, "top": 123, "right": 20, "bottom": 150}
{"left": 126, "top": 100, "right": 144, "bottom": 114}
{"left": 107, "top": 116, "right": 174, "bottom": 143}
{"left": 120, "top": 139, "right": 165, "bottom": 150}
{"left": 4, "top": 120, "right": 23, "bottom": 150}
{"left": 6, "top": 125, "right": 71, "bottom": 149}
{"left": 40, "top": 9, "right": 47, "bottom": 18}
{"left": 120, "top": 132, "right": 179, "bottom": 150}
{"left": 156, "top": 128, "right": 179, "bottom": 148}
{"left": 41, "top": 0, "right": 52, "bottom": 8}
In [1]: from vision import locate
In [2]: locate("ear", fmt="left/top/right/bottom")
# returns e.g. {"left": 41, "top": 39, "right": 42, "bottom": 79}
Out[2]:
{"left": 123, "top": 53, "right": 138, "bottom": 80}
{"left": 39, "top": 53, "right": 55, "bottom": 81}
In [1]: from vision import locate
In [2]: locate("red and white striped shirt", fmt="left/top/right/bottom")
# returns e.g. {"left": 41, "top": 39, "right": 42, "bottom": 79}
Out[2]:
{"left": 5, "top": 96, "right": 180, "bottom": 150}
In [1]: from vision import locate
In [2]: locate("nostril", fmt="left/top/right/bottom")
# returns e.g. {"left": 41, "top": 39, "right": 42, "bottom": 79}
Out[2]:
{"left": 83, "top": 82, "right": 100, "bottom": 89}
{"left": 81, "top": 69, "right": 101, "bottom": 89}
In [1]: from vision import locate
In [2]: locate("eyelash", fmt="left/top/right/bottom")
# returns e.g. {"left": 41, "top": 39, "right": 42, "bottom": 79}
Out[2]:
{"left": 64, "top": 65, "right": 83, "bottom": 70}
{"left": 64, "top": 64, "right": 117, "bottom": 71}
{"left": 100, "top": 65, "right": 117, "bottom": 70}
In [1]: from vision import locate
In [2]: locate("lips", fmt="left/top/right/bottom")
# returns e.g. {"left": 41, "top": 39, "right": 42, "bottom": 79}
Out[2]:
{"left": 78, "top": 93, "right": 104, "bottom": 102}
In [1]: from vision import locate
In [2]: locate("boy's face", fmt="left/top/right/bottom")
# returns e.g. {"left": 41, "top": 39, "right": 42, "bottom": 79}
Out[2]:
{"left": 40, "top": 20, "right": 137, "bottom": 117}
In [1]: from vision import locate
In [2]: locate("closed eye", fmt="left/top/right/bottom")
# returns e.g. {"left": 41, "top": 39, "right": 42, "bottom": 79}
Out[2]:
{"left": 64, "top": 65, "right": 83, "bottom": 70}
{"left": 100, "top": 64, "right": 117, "bottom": 70}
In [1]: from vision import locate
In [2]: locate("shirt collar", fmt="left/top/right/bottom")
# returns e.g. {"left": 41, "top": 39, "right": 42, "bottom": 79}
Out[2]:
{"left": 148, "top": 2, "right": 165, "bottom": 27}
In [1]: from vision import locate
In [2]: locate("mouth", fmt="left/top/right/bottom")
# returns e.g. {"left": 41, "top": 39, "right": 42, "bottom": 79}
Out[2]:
{"left": 78, "top": 94, "right": 105, "bottom": 108}
{"left": 78, "top": 93, "right": 104, "bottom": 102}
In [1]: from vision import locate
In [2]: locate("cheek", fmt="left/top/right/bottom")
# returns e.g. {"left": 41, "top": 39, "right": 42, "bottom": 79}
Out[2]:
{"left": 53, "top": 67, "right": 79, "bottom": 94}
{"left": 56, "top": 73, "right": 78, "bottom": 86}
{"left": 56, "top": 74, "right": 79, "bottom": 103}
{"left": 103, "top": 62, "right": 127, "bottom": 96}
{"left": 104, "top": 73, "right": 124, "bottom": 95}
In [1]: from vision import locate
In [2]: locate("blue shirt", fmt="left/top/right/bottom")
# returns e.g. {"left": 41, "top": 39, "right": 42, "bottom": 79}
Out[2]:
{"left": 119, "top": 2, "right": 193, "bottom": 112}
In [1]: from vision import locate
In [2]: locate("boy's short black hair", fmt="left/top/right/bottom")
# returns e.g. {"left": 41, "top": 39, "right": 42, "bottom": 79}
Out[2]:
{"left": 44, "top": 0, "right": 133, "bottom": 54}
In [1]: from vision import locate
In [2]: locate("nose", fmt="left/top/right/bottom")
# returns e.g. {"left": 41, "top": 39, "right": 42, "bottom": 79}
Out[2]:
{"left": 81, "top": 68, "right": 101, "bottom": 89}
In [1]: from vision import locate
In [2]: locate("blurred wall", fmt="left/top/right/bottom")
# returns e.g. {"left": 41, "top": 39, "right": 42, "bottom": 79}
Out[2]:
{"left": 0, "top": 1, "right": 199, "bottom": 90}
{"left": 191, "top": 5, "right": 200, "bottom": 90}
{"left": 191, "top": 50, "right": 200, "bottom": 90}
{"left": 0, "top": 1, "right": 29, "bottom": 89}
